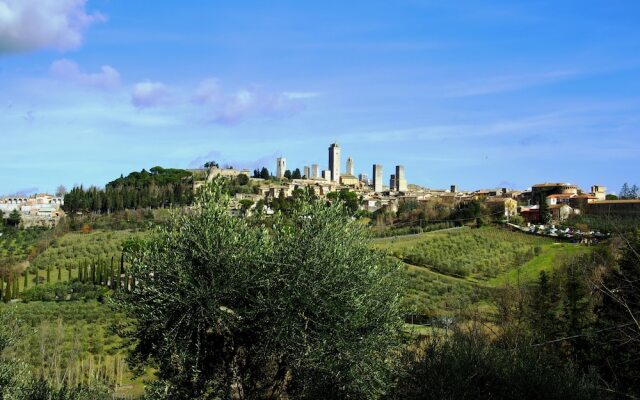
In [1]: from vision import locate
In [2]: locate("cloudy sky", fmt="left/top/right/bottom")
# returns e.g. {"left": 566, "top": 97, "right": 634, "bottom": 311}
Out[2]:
{"left": 1, "top": 0, "right": 639, "bottom": 195}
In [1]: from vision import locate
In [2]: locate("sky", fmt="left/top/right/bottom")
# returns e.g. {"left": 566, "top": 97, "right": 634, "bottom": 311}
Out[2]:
{"left": 1, "top": 0, "right": 639, "bottom": 196}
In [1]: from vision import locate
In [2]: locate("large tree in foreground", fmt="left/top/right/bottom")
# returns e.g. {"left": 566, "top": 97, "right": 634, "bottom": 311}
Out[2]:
{"left": 114, "top": 181, "right": 404, "bottom": 399}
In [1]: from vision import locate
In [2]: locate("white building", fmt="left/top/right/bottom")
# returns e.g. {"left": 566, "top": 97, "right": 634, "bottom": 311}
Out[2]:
{"left": 328, "top": 143, "right": 341, "bottom": 183}
{"left": 276, "top": 157, "right": 286, "bottom": 179}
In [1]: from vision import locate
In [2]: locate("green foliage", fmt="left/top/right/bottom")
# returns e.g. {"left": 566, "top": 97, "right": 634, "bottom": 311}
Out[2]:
{"left": 6, "top": 209, "right": 22, "bottom": 227}
{"left": 20, "top": 281, "right": 108, "bottom": 302}
{"left": 114, "top": 180, "right": 404, "bottom": 399}
{"left": 619, "top": 182, "right": 639, "bottom": 199}
{"left": 253, "top": 167, "right": 271, "bottom": 180}
{"left": 30, "top": 230, "right": 145, "bottom": 272}
{"left": 64, "top": 167, "right": 195, "bottom": 214}
{"left": 222, "top": 174, "right": 257, "bottom": 196}
{"left": 371, "top": 221, "right": 455, "bottom": 238}
{"left": 390, "top": 329, "right": 604, "bottom": 400}
{"left": 1, "top": 301, "right": 141, "bottom": 398}
{"left": 566, "top": 214, "right": 640, "bottom": 233}
{"left": 398, "top": 228, "right": 552, "bottom": 279}
{"left": 0, "top": 227, "right": 48, "bottom": 261}
{"left": 326, "top": 188, "right": 361, "bottom": 214}
{"left": 400, "top": 263, "right": 487, "bottom": 319}
{"left": 591, "top": 230, "right": 640, "bottom": 395}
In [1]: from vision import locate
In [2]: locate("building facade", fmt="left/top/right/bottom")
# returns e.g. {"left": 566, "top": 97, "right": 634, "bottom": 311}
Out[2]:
{"left": 396, "top": 165, "right": 407, "bottom": 192}
{"left": 328, "top": 143, "right": 341, "bottom": 182}
{"left": 276, "top": 157, "right": 286, "bottom": 179}
{"left": 373, "top": 164, "right": 383, "bottom": 193}
{"left": 346, "top": 157, "right": 354, "bottom": 176}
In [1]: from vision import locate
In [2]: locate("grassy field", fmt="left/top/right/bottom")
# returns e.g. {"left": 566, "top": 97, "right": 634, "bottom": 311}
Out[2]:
{"left": 30, "top": 230, "right": 144, "bottom": 272}
{"left": 0, "top": 300, "right": 150, "bottom": 398}
{"left": 375, "top": 227, "right": 554, "bottom": 281}
{"left": 0, "top": 227, "right": 48, "bottom": 260}
{"left": 375, "top": 226, "right": 593, "bottom": 319}
{"left": 487, "top": 242, "right": 591, "bottom": 286}
{"left": 401, "top": 261, "right": 490, "bottom": 318}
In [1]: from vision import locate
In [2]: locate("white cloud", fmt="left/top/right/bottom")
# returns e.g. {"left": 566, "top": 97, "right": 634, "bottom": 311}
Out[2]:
{"left": 131, "top": 81, "right": 170, "bottom": 109}
{"left": 193, "top": 78, "right": 221, "bottom": 104}
{"left": 215, "top": 89, "right": 302, "bottom": 124}
{"left": 0, "top": 0, "right": 105, "bottom": 53}
{"left": 50, "top": 59, "right": 120, "bottom": 89}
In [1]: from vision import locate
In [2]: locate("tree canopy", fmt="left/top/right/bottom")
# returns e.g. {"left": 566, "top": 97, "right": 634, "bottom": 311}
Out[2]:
{"left": 114, "top": 180, "right": 404, "bottom": 399}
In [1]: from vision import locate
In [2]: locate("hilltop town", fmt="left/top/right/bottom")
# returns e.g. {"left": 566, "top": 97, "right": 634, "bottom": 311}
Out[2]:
{"left": 2, "top": 142, "right": 639, "bottom": 231}
{"left": 194, "top": 142, "right": 639, "bottom": 226}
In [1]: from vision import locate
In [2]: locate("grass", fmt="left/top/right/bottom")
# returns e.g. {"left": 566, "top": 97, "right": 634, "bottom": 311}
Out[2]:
{"left": 0, "top": 300, "right": 149, "bottom": 397}
{"left": 487, "top": 242, "right": 592, "bottom": 286}
{"left": 0, "top": 227, "right": 48, "bottom": 260}
{"left": 400, "top": 261, "right": 489, "bottom": 318}
{"left": 374, "top": 226, "right": 594, "bottom": 318}
{"left": 376, "top": 227, "right": 553, "bottom": 281}
{"left": 29, "top": 230, "right": 145, "bottom": 272}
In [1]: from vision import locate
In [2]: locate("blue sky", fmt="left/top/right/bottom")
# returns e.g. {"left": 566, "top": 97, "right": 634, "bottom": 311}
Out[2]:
{"left": 1, "top": 0, "right": 639, "bottom": 195}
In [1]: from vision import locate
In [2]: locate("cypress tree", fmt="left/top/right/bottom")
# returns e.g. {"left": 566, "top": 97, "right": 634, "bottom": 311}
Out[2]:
{"left": 110, "top": 256, "right": 115, "bottom": 288}
{"left": 46, "top": 267, "right": 51, "bottom": 283}
{"left": 34, "top": 270, "right": 39, "bottom": 286}
{"left": 13, "top": 274, "right": 18, "bottom": 297}
{"left": 23, "top": 271, "right": 28, "bottom": 290}
{"left": 58, "top": 265, "right": 62, "bottom": 282}
{"left": 3, "top": 278, "right": 11, "bottom": 302}
{"left": 79, "top": 264, "right": 84, "bottom": 282}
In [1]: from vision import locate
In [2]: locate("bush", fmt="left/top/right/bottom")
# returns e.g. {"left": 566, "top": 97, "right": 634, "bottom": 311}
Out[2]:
{"left": 20, "top": 281, "right": 108, "bottom": 302}
{"left": 390, "top": 329, "right": 605, "bottom": 400}
{"left": 114, "top": 180, "right": 404, "bottom": 399}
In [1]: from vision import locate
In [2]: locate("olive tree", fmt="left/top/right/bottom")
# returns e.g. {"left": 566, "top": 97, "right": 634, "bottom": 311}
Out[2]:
{"left": 114, "top": 181, "right": 404, "bottom": 399}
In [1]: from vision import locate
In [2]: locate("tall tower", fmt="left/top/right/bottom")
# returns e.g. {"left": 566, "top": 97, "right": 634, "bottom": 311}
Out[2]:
{"left": 328, "top": 143, "right": 341, "bottom": 182}
{"left": 390, "top": 174, "right": 396, "bottom": 191}
{"left": 373, "top": 164, "right": 383, "bottom": 193}
{"left": 276, "top": 157, "right": 286, "bottom": 179}
{"left": 312, "top": 164, "right": 319, "bottom": 179}
{"left": 304, "top": 166, "right": 311, "bottom": 179}
{"left": 346, "top": 157, "right": 354, "bottom": 176}
{"left": 396, "top": 165, "right": 407, "bottom": 192}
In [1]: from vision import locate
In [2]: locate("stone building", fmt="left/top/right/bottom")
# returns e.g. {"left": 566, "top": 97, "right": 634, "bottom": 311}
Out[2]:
{"left": 395, "top": 165, "right": 407, "bottom": 192}
{"left": 276, "top": 157, "right": 286, "bottom": 179}
{"left": 346, "top": 157, "right": 354, "bottom": 176}
{"left": 531, "top": 183, "right": 578, "bottom": 204}
{"left": 373, "top": 164, "right": 383, "bottom": 193}
{"left": 328, "top": 143, "right": 341, "bottom": 183}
